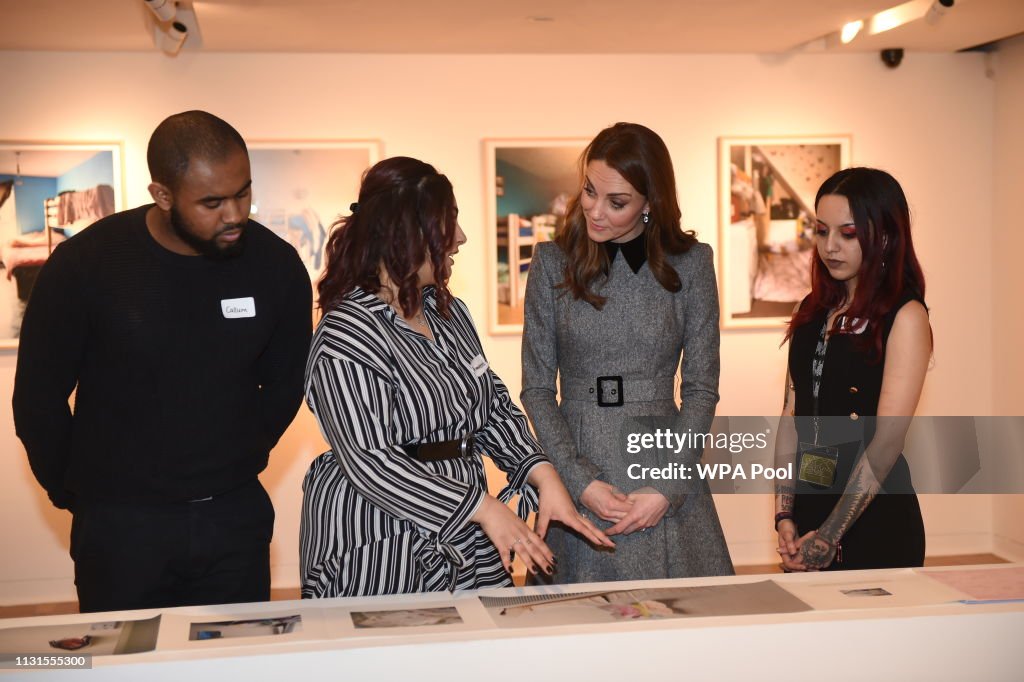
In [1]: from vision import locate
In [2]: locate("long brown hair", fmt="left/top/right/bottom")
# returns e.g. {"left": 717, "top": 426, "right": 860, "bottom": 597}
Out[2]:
{"left": 555, "top": 122, "right": 696, "bottom": 308}
{"left": 318, "top": 156, "right": 458, "bottom": 317}
{"left": 785, "top": 167, "right": 928, "bottom": 361}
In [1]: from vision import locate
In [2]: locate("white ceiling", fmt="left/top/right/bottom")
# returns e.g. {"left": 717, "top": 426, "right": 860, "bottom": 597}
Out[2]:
{"left": 0, "top": 0, "right": 1021, "bottom": 54}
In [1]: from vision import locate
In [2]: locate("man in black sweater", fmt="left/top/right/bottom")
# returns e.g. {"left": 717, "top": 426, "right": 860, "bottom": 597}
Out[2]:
{"left": 12, "top": 111, "right": 312, "bottom": 612}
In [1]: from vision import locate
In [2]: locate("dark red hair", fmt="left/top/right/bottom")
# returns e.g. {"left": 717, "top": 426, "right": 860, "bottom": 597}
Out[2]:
{"left": 555, "top": 122, "right": 696, "bottom": 308}
{"left": 318, "top": 156, "right": 458, "bottom": 317}
{"left": 786, "top": 167, "right": 928, "bottom": 361}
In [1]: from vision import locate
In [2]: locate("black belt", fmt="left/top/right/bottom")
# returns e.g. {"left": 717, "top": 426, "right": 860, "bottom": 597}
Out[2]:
{"left": 559, "top": 375, "right": 675, "bottom": 407}
{"left": 402, "top": 434, "right": 477, "bottom": 462}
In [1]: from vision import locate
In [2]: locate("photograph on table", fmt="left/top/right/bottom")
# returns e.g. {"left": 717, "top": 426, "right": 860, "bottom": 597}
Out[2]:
{"left": 779, "top": 570, "right": 970, "bottom": 610}
{"left": 483, "top": 581, "right": 811, "bottom": 628}
{"left": 484, "top": 139, "right": 586, "bottom": 334}
{"left": 0, "top": 142, "right": 123, "bottom": 347}
{"left": 0, "top": 616, "right": 160, "bottom": 656}
{"left": 187, "top": 614, "right": 301, "bottom": 641}
{"left": 920, "top": 565, "right": 1024, "bottom": 603}
{"left": 247, "top": 140, "right": 382, "bottom": 293}
{"left": 350, "top": 606, "right": 463, "bottom": 629}
{"left": 717, "top": 135, "right": 850, "bottom": 329}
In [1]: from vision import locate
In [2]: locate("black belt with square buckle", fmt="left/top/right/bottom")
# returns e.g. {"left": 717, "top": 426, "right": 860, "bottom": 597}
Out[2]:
{"left": 596, "top": 375, "right": 624, "bottom": 407}
{"left": 402, "top": 434, "right": 477, "bottom": 462}
{"left": 558, "top": 374, "right": 675, "bottom": 406}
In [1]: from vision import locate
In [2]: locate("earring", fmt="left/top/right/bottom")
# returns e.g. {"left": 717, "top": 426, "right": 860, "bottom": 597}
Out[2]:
{"left": 642, "top": 212, "right": 650, "bottom": 225}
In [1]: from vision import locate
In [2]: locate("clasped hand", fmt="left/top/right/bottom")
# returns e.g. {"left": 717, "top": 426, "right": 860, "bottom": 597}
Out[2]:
{"left": 580, "top": 481, "right": 670, "bottom": 536}
{"left": 776, "top": 520, "right": 837, "bottom": 571}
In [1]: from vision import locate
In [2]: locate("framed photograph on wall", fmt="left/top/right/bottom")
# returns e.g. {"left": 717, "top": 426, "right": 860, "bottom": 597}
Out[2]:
{"left": 0, "top": 141, "right": 124, "bottom": 349}
{"left": 247, "top": 140, "right": 382, "bottom": 290}
{"left": 484, "top": 138, "right": 587, "bottom": 335}
{"left": 718, "top": 135, "right": 851, "bottom": 330}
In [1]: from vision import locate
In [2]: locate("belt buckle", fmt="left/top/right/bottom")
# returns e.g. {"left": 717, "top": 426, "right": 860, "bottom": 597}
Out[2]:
{"left": 596, "top": 376, "right": 624, "bottom": 407}
{"left": 459, "top": 433, "right": 476, "bottom": 459}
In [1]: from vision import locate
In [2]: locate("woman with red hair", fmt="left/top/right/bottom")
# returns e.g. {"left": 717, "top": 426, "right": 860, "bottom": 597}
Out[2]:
{"left": 774, "top": 167, "right": 931, "bottom": 571}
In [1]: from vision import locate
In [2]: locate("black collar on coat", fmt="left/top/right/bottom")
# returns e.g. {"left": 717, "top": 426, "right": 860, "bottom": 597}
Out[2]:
{"left": 603, "top": 229, "right": 647, "bottom": 273}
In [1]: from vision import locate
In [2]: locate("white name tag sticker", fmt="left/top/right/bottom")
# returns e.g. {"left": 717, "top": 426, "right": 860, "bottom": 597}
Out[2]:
{"left": 470, "top": 354, "right": 489, "bottom": 377}
{"left": 221, "top": 297, "right": 256, "bottom": 319}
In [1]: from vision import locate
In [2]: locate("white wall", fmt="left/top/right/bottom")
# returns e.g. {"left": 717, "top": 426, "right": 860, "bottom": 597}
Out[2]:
{"left": 991, "top": 34, "right": 1024, "bottom": 562}
{"left": 0, "top": 49, "right": 1001, "bottom": 604}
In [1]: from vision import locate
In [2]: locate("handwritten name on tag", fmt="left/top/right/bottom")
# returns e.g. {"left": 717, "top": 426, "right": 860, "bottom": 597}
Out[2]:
{"left": 221, "top": 297, "right": 256, "bottom": 319}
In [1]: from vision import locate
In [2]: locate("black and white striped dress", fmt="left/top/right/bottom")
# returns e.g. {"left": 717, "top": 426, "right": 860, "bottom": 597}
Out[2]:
{"left": 299, "top": 287, "right": 547, "bottom": 598}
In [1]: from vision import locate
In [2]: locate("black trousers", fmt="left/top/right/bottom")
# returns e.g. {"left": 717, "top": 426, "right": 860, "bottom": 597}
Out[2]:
{"left": 70, "top": 479, "right": 274, "bottom": 613}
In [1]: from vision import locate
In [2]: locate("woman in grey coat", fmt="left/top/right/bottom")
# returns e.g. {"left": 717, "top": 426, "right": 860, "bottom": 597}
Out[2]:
{"left": 521, "top": 123, "right": 734, "bottom": 584}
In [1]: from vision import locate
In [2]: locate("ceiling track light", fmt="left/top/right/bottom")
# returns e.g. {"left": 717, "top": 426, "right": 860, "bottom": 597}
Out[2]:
{"left": 868, "top": 0, "right": 934, "bottom": 36}
{"left": 926, "top": 0, "right": 956, "bottom": 25}
{"left": 841, "top": 20, "right": 864, "bottom": 44}
{"left": 802, "top": 0, "right": 957, "bottom": 54}
{"left": 157, "top": 20, "right": 189, "bottom": 56}
{"left": 143, "top": 0, "right": 176, "bottom": 22}
{"left": 142, "top": 0, "right": 202, "bottom": 57}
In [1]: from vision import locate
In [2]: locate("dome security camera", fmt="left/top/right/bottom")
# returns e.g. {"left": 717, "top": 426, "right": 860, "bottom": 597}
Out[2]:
{"left": 880, "top": 48, "right": 904, "bottom": 69}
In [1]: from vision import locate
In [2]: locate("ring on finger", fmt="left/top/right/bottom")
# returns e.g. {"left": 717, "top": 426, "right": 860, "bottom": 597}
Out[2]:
{"left": 511, "top": 537, "right": 523, "bottom": 547}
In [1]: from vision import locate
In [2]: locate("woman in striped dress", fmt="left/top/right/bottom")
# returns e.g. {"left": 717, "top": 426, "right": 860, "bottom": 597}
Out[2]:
{"left": 300, "top": 157, "right": 612, "bottom": 598}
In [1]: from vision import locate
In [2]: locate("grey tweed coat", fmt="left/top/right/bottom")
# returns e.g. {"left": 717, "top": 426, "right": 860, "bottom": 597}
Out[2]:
{"left": 521, "top": 240, "right": 734, "bottom": 584}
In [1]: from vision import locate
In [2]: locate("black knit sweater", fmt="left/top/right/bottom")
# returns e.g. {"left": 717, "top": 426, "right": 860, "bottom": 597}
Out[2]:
{"left": 13, "top": 205, "right": 312, "bottom": 508}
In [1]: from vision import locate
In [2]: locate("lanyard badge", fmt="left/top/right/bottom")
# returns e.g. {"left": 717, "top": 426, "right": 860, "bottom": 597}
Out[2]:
{"left": 800, "top": 314, "right": 839, "bottom": 488}
{"left": 797, "top": 442, "right": 839, "bottom": 488}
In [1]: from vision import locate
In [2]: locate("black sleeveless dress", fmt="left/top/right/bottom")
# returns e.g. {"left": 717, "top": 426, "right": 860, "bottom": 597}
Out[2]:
{"left": 788, "top": 295, "right": 926, "bottom": 570}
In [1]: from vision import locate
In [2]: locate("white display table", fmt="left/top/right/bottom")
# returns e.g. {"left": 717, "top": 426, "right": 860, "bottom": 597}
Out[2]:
{"left": 1, "top": 564, "right": 1021, "bottom": 681}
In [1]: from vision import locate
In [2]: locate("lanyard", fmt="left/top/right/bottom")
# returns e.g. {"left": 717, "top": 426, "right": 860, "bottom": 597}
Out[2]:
{"left": 811, "top": 314, "right": 831, "bottom": 446}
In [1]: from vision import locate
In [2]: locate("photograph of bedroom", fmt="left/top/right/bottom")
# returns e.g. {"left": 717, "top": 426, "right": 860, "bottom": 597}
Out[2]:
{"left": 0, "top": 146, "right": 119, "bottom": 343}
{"left": 247, "top": 143, "right": 378, "bottom": 286}
{"left": 723, "top": 140, "right": 846, "bottom": 327}
{"left": 491, "top": 143, "right": 582, "bottom": 331}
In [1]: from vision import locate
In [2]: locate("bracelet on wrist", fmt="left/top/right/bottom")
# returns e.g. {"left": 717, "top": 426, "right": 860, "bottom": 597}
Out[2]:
{"left": 774, "top": 512, "right": 794, "bottom": 530}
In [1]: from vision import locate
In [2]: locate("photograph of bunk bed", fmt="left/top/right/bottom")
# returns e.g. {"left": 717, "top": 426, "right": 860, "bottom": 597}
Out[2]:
{"left": 486, "top": 140, "right": 584, "bottom": 333}
{"left": 0, "top": 144, "right": 122, "bottom": 345}
{"left": 495, "top": 212, "right": 557, "bottom": 311}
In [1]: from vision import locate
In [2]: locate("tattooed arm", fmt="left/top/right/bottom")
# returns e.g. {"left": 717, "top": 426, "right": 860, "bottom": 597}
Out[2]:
{"left": 795, "top": 302, "right": 932, "bottom": 570}
{"left": 796, "top": 418, "right": 910, "bottom": 569}
{"left": 774, "top": 364, "right": 800, "bottom": 567}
